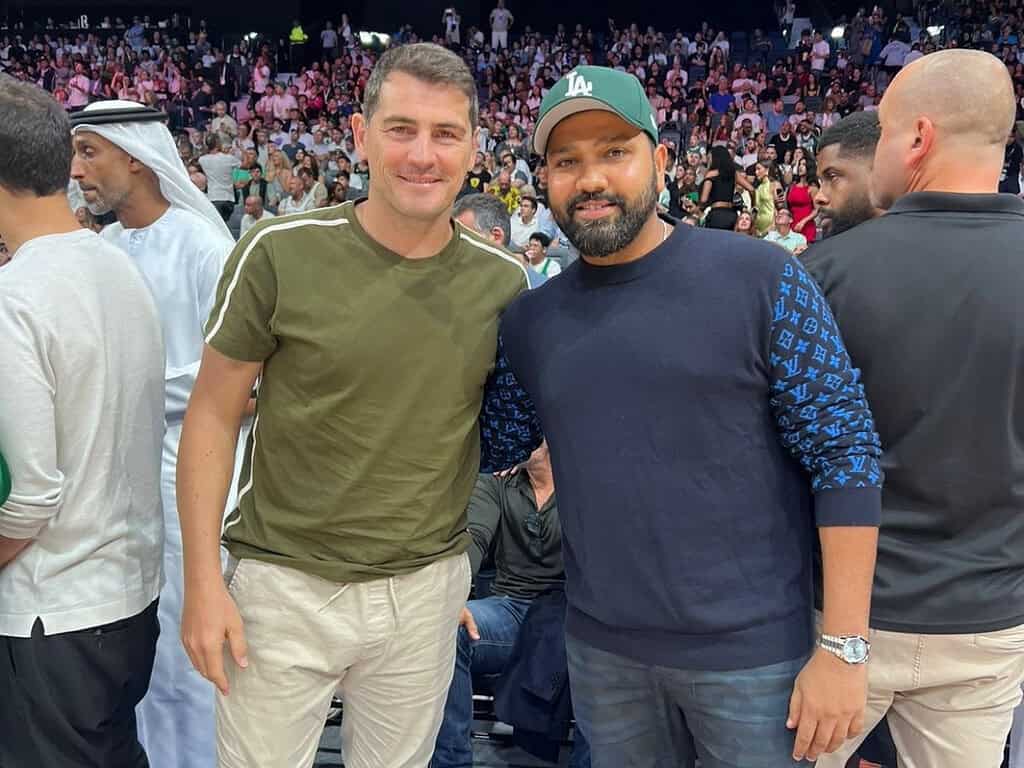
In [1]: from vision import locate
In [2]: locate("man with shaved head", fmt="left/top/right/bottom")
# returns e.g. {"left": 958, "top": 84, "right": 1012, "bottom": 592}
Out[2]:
{"left": 810, "top": 49, "right": 1024, "bottom": 768}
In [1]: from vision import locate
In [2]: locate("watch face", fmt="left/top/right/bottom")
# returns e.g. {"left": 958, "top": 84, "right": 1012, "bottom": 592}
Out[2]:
{"left": 842, "top": 637, "right": 869, "bottom": 664}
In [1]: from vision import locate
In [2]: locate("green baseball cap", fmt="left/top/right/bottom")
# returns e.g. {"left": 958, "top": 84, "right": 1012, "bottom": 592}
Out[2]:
{"left": 531, "top": 66, "right": 660, "bottom": 156}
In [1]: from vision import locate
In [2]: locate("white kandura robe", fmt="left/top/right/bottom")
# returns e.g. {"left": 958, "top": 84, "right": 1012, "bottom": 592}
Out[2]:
{"left": 104, "top": 206, "right": 245, "bottom": 768}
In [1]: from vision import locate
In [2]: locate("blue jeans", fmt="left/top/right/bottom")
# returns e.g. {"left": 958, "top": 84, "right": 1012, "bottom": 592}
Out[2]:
{"left": 566, "top": 633, "right": 809, "bottom": 768}
{"left": 432, "top": 595, "right": 589, "bottom": 768}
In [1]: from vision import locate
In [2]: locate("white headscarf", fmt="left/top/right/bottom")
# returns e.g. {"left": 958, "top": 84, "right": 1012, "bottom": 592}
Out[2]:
{"left": 70, "top": 100, "right": 233, "bottom": 239}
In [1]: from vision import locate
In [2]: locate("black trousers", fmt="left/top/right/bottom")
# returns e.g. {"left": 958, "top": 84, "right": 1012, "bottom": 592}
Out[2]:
{"left": 0, "top": 600, "right": 159, "bottom": 767}
{"left": 705, "top": 207, "right": 738, "bottom": 230}
{"left": 214, "top": 200, "right": 235, "bottom": 222}
{"left": 857, "top": 717, "right": 898, "bottom": 765}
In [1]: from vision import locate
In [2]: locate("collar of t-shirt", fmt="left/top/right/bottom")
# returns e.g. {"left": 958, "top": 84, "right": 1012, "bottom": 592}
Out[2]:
{"left": 887, "top": 191, "right": 1024, "bottom": 218}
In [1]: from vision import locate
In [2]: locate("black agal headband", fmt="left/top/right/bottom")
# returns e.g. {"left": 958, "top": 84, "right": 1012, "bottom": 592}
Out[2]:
{"left": 69, "top": 106, "right": 169, "bottom": 128}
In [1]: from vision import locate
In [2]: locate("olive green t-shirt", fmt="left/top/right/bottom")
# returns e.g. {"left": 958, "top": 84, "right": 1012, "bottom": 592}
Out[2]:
{"left": 205, "top": 201, "right": 530, "bottom": 583}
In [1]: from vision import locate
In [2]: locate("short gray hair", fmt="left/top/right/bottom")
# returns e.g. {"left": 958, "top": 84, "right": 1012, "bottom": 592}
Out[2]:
{"left": 363, "top": 43, "right": 478, "bottom": 128}
{"left": 453, "top": 193, "right": 510, "bottom": 245}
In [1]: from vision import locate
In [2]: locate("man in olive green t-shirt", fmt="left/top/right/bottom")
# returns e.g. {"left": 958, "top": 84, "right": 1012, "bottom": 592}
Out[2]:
{"left": 177, "top": 44, "right": 541, "bottom": 768}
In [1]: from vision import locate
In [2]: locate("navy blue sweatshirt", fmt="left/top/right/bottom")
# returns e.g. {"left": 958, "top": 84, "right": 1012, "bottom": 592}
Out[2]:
{"left": 500, "top": 224, "right": 883, "bottom": 672}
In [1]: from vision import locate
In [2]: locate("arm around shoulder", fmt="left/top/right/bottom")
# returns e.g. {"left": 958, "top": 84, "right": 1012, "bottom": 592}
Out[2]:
{"left": 479, "top": 335, "right": 543, "bottom": 473}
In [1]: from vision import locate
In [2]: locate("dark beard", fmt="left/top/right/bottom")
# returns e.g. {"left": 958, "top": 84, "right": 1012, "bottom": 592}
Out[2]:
{"left": 820, "top": 193, "right": 876, "bottom": 238}
{"left": 552, "top": 174, "right": 659, "bottom": 259}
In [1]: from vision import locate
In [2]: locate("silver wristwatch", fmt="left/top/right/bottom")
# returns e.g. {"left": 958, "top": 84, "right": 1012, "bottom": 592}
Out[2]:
{"left": 819, "top": 633, "right": 871, "bottom": 665}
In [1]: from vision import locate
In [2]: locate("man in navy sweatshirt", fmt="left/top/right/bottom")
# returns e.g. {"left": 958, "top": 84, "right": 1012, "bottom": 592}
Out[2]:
{"left": 499, "top": 65, "right": 884, "bottom": 768}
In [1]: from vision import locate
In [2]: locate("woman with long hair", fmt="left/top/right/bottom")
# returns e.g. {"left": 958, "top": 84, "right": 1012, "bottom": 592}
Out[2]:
{"left": 712, "top": 116, "right": 733, "bottom": 146}
{"left": 753, "top": 71, "right": 769, "bottom": 98}
{"left": 515, "top": 104, "right": 532, "bottom": 132}
{"left": 700, "top": 145, "right": 754, "bottom": 230}
{"left": 265, "top": 148, "right": 293, "bottom": 209}
{"left": 803, "top": 73, "right": 823, "bottom": 112}
{"left": 781, "top": 147, "right": 805, "bottom": 186}
{"left": 753, "top": 160, "right": 782, "bottom": 237}
{"left": 503, "top": 124, "right": 528, "bottom": 161}
{"left": 483, "top": 151, "right": 498, "bottom": 177}
{"left": 708, "top": 46, "right": 726, "bottom": 73}
{"left": 786, "top": 155, "right": 820, "bottom": 244}
{"left": 110, "top": 65, "right": 128, "bottom": 99}
{"left": 690, "top": 97, "right": 711, "bottom": 133}
{"left": 712, "top": 31, "right": 731, "bottom": 59}
{"left": 306, "top": 84, "right": 325, "bottom": 118}
{"left": 734, "top": 209, "right": 757, "bottom": 237}
{"left": 818, "top": 97, "right": 841, "bottom": 130}
{"left": 303, "top": 162, "right": 328, "bottom": 207}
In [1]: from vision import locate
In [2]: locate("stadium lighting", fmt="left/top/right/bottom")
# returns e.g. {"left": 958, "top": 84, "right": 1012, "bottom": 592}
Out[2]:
{"left": 831, "top": 26, "right": 846, "bottom": 39}
{"left": 359, "top": 31, "right": 391, "bottom": 49}
{"left": 926, "top": 25, "right": 944, "bottom": 36}
{"left": 247, "top": 31, "right": 258, "bottom": 40}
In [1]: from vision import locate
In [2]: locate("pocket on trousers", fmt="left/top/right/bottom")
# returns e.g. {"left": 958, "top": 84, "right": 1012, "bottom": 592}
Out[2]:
{"left": 973, "top": 623, "right": 1024, "bottom": 652}
{"left": 224, "top": 556, "right": 246, "bottom": 592}
{"left": 460, "top": 552, "right": 472, "bottom": 594}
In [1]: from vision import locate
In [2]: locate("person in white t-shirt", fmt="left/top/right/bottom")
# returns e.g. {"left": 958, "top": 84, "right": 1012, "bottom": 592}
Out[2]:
{"left": 251, "top": 55, "right": 271, "bottom": 100}
{"left": 67, "top": 61, "right": 91, "bottom": 108}
{"left": 737, "top": 98, "right": 763, "bottom": 135}
{"left": 277, "top": 174, "right": 315, "bottom": 215}
{"left": 310, "top": 129, "right": 335, "bottom": 161}
{"left": 240, "top": 195, "right": 276, "bottom": 236}
{"left": 490, "top": 0, "right": 514, "bottom": 50}
{"left": 525, "top": 231, "right": 561, "bottom": 278}
{"left": 509, "top": 194, "right": 542, "bottom": 250}
{"left": 198, "top": 134, "right": 241, "bottom": 221}
{"left": 269, "top": 120, "right": 290, "bottom": 148}
{"left": 270, "top": 82, "right": 298, "bottom": 121}
{"left": 0, "top": 74, "right": 165, "bottom": 768}
{"left": 811, "top": 31, "right": 831, "bottom": 72}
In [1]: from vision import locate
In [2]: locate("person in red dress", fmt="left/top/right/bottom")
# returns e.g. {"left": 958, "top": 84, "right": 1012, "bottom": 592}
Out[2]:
{"left": 787, "top": 156, "right": 820, "bottom": 243}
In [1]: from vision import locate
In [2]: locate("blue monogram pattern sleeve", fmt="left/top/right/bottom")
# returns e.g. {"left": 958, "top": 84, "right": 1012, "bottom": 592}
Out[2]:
{"left": 769, "top": 257, "right": 883, "bottom": 527}
{"left": 479, "top": 336, "right": 543, "bottom": 473}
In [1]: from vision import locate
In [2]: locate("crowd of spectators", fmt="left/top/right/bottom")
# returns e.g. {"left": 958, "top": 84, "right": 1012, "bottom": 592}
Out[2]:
{"left": 3, "top": 0, "right": 1024, "bottom": 261}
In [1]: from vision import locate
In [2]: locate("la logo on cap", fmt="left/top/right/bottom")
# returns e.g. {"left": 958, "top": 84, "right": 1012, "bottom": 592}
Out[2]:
{"left": 565, "top": 70, "right": 593, "bottom": 98}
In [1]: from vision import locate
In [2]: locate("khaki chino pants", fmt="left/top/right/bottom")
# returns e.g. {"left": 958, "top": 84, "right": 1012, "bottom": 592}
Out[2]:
{"left": 816, "top": 623, "right": 1024, "bottom": 768}
{"left": 215, "top": 553, "right": 470, "bottom": 768}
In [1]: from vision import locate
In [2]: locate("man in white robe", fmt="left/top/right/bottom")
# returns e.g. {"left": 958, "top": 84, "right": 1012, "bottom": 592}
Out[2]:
{"left": 69, "top": 101, "right": 241, "bottom": 768}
